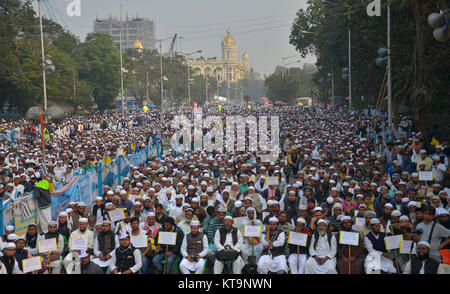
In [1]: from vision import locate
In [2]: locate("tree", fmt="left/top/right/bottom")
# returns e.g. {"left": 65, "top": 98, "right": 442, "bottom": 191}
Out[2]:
{"left": 78, "top": 33, "right": 120, "bottom": 111}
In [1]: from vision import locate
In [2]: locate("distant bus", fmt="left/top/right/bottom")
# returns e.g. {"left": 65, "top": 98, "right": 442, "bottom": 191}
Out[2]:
{"left": 296, "top": 97, "right": 313, "bottom": 107}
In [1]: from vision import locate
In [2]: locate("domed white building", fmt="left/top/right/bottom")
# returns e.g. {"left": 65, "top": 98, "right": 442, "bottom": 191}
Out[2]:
{"left": 186, "top": 29, "right": 250, "bottom": 83}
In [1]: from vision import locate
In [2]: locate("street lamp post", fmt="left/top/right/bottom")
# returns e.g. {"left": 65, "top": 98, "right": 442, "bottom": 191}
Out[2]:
{"left": 158, "top": 36, "right": 172, "bottom": 108}
{"left": 178, "top": 50, "right": 202, "bottom": 106}
{"left": 119, "top": 4, "right": 125, "bottom": 114}
{"left": 281, "top": 55, "right": 298, "bottom": 79}
{"left": 387, "top": 0, "right": 392, "bottom": 127}
{"left": 38, "top": 0, "right": 48, "bottom": 114}
{"left": 286, "top": 60, "right": 301, "bottom": 75}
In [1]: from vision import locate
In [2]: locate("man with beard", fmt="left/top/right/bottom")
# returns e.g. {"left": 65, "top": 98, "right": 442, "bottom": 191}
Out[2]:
{"left": 41, "top": 221, "right": 65, "bottom": 274}
{"left": 109, "top": 232, "right": 142, "bottom": 274}
{"left": 304, "top": 219, "right": 338, "bottom": 274}
{"left": 179, "top": 220, "right": 209, "bottom": 274}
{"left": 287, "top": 218, "right": 311, "bottom": 274}
{"left": 24, "top": 223, "right": 39, "bottom": 256}
{"left": 0, "top": 243, "right": 22, "bottom": 274}
{"left": 63, "top": 218, "right": 94, "bottom": 273}
{"left": 14, "top": 236, "right": 31, "bottom": 272}
{"left": 403, "top": 241, "right": 446, "bottom": 274}
{"left": 213, "top": 216, "right": 245, "bottom": 274}
{"left": 364, "top": 218, "right": 397, "bottom": 274}
{"left": 281, "top": 190, "right": 300, "bottom": 223}
{"left": 152, "top": 217, "right": 184, "bottom": 274}
{"left": 79, "top": 251, "right": 103, "bottom": 274}
{"left": 93, "top": 220, "right": 119, "bottom": 272}
{"left": 257, "top": 217, "right": 289, "bottom": 274}
{"left": 337, "top": 216, "right": 364, "bottom": 274}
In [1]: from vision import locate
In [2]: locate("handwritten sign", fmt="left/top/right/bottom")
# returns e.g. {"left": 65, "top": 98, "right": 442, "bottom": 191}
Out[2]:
{"left": 355, "top": 217, "right": 366, "bottom": 228}
{"left": 267, "top": 176, "right": 279, "bottom": 186}
{"left": 385, "top": 235, "right": 403, "bottom": 250}
{"left": 38, "top": 238, "right": 57, "bottom": 253}
{"left": 108, "top": 208, "right": 126, "bottom": 223}
{"left": 233, "top": 217, "right": 246, "bottom": 226}
{"left": 70, "top": 238, "right": 88, "bottom": 251}
{"left": 339, "top": 231, "right": 359, "bottom": 246}
{"left": 399, "top": 240, "right": 416, "bottom": 255}
{"left": 244, "top": 225, "right": 262, "bottom": 237}
{"left": 157, "top": 231, "right": 177, "bottom": 245}
{"left": 288, "top": 231, "right": 308, "bottom": 247}
{"left": 131, "top": 235, "right": 148, "bottom": 248}
{"left": 22, "top": 256, "right": 42, "bottom": 273}
{"left": 418, "top": 171, "right": 433, "bottom": 181}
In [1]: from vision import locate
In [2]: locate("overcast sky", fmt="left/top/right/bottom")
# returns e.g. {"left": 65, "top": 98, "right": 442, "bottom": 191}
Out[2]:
{"left": 42, "top": 0, "right": 315, "bottom": 76}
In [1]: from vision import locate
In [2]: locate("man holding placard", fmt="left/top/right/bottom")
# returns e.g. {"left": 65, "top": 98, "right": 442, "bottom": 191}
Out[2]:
{"left": 63, "top": 218, "right": 94, "bottom": 274}
{"left": 240, "top": 207, "right": 263, "bottom": 264}
{"left": 39, "top": 221, "right": 65, "bottom": 274}
{"left": 257, "top": 217, "right": 289, "bottom": 274}
{"left": 179, "top": 220, "right": 209, "bottom": 274}
{"left": 363, "top": 218, "right": 397, "bottom": 274}
{"left": 287, "top": 217, "right": 311, "bottom": 274}
{"left": 109, "top": 232, "right": 142, "bottom": 274}
{"left": 153, "top": 217, "right": 183, "bottom": 274}
{"left": 337, "top": 216, "right": 363, "bottom": 274}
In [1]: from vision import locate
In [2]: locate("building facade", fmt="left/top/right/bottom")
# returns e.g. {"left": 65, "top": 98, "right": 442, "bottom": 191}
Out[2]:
{"left": 186, "top": 29, "right": 250, "bottom": 84}
{"left": 94, "top": 16, "right": 155, "bottom": 49}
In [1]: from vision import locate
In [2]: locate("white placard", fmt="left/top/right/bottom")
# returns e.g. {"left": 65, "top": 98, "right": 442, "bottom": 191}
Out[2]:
{"left": 418, "top": 171, "right": 433, "bottom": 181}
{"left": 244, "top": 225, "right": 262, "bottom": 237}
{"left": 233, "top": 217, "right": 246, "bottom": 226}
{"left": 128, "top": 194, "right": 136, "bottom": 203}
{"left": 399, "top": 240, "right": 417, "bottom": 255}
{"left": 267, "top": 176, "right": 279, "bottom": 186}
{"left": 288, "top": 231, "right": 308, "bottom": 247}
{"left": 157, "top": 231, "right": 177, "bottom": 245}
{"left": 108, "top": 208, "right": 126, "bottom": 222}
{"left": 339, "top": 231, "right": 360, "bottom": 246}
{"left": 131, "top": 235, "right": 148, "bottom": 248}
{"left": 91, "top": 258, "right": 112, "bottom": 268}
{"left": 22, "top": 256, "right": 42, "bottom": 273}
{"left": 70, "top": 238, "right": 88, "bottom": 251}
{"left": 355, "top": 217, "right": 366, "bottom": 228}
{"left": 385, "top": 235, "right": 403, "bottom": 250}
{"left": 117, "top": 148, "right": 124, "bottom": 157}
{"left": 38, "top": 238, "right": 57, "bottom": 253}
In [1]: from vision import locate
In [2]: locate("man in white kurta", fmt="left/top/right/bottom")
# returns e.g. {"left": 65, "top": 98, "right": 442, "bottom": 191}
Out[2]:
{"left": 213, "top": 216, "right": 245, "bottom": 274}
{"left": 304, "top": 219, "right": 338, "bottom": 274}
{"left": 239, "top": 207, "right": 263, "bottom": 264}
{"left": 257, "top": 217, "right": 289, "bottom": 274}
{"left": 63, "top": 218, "right": 95, "bottom": 274}
{"left": 179, "top": 220, "right": 209, "bottom": 274}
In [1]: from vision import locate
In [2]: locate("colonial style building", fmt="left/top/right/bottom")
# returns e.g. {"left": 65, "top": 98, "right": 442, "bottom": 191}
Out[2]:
{"left": 186, "top": 29, "right": 250, "bottom": 83}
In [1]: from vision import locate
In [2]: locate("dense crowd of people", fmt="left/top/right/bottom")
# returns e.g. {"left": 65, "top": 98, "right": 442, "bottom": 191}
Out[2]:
{"left": 0, "top": 105, "right": 449, "bottom": 274}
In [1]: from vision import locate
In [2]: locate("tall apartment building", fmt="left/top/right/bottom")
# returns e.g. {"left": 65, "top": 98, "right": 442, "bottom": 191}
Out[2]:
{"left": 94, "top": 16, "right": 156, "bottom": 49}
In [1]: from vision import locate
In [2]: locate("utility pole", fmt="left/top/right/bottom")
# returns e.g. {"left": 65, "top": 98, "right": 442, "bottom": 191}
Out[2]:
{"left": 187, "top": 65, "right": 191, "bottom": 106}
{"left": 387, "top": 0, "right": 392, "bottom": 127}
{"left": 146, "top": 72, "right": 149, "bottom": 102}
{"left": 227, "top": 80, "right": 230, "bottom": 101}
{"left": 119, "top": 3, "right": 125, "bottom": 114}
{"left": 159, "top": 39, "right": 164, "bottom": 108}
{"left": 348, "top": 11, "right": 352, "bottom": 111}
{"left": 73, "top": 71, "right": 76, "bottom": 112}
{"left": 38, "top": 0, "right": 48, "bottom": 115}
{"left": 205, "top": 73, "right": 208, "bottom": 104}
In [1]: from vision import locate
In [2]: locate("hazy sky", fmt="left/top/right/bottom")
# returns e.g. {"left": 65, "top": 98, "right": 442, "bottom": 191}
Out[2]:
{"left": 42, "top": 0, "right": 315, "bottom": 76}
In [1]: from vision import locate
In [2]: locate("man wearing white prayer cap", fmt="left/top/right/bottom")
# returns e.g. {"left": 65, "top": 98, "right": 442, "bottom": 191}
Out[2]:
{"left": 179, "top": 220, "right": 209, "bottom": 274}
{"left": 287, "top": 217, "right": 310, "bottom": 274}
{"left": 257, "top": 216, "right": 289, "bottom": 274}
{"left": 213, "top": 214, "right": 245, "bottom": 274}
{"left": 0, "top": 242, "right": 22, "bottom": 274}
{"left": 109, "top": 232, "right": 142, "bottom": 274}
{"left": 40, "top": 221, "right": 65, "bottom": 274}
{"left": 63, "top": 217, "right": 94, "bottom": 273}
{"left": 304, "top": 219, "right": 338, "bottom": 274}
{"left": 79, "top": 250, "right": 103, "bottom": 274}
{"left": 363, "top": 218, "right": 397, "bottom": 274}
{"left": 403, "top": 241, "right": 446, "bottom": 274}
